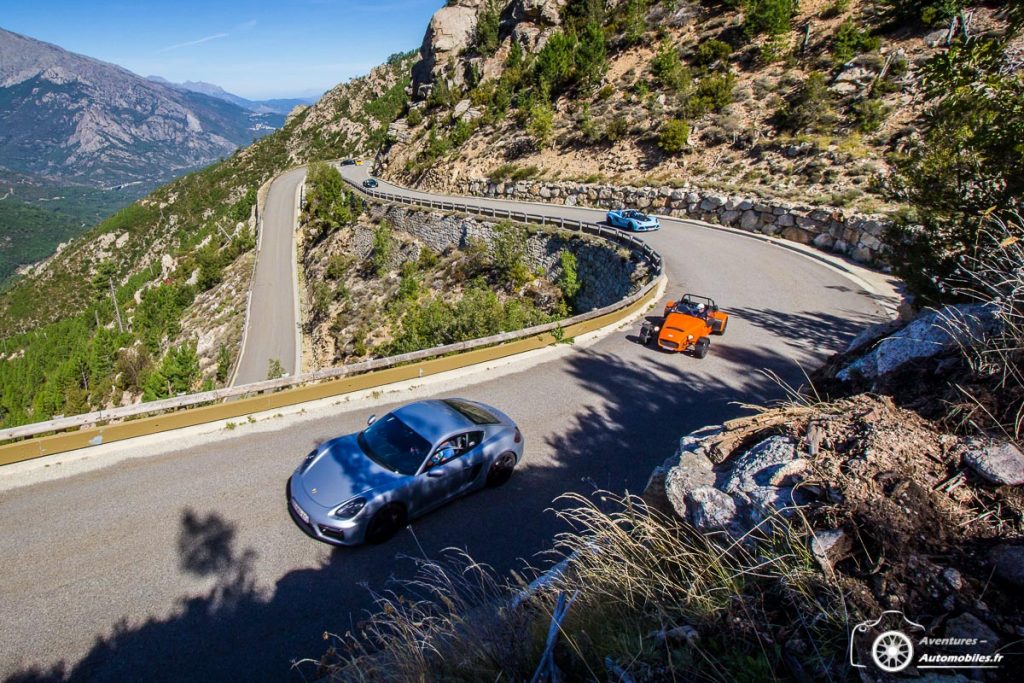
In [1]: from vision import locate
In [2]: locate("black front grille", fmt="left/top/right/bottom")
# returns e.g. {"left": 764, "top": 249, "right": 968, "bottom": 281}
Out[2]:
{"left": 660, "top": 339, "right": 679, "bottom": 350}
{"left": 318, "top": 525, "right": 345, "bottom": 541}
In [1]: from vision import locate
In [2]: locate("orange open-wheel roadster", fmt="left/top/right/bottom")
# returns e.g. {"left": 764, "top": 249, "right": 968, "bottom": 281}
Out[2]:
{"left": 637, "top": 294, "right": 729, "bottom": 358}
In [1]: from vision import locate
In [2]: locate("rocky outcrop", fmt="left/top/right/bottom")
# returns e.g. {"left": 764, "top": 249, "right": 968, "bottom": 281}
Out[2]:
{"left": 458, "top": 178, "right": 890, "bottom": 264}
{"left": 412, "top": 1, "right": 484, "bottom": 98}
{"left": 411, "top": 0, "right": 567, "bottom": 99}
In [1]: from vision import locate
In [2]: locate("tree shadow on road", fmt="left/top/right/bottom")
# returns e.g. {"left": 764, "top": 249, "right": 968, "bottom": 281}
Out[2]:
{"left": 6, "top": 309, "right": 870, "bottom": 682}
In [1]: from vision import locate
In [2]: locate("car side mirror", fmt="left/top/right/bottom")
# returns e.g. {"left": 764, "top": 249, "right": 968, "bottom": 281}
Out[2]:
{"left": 367, "top": 414, "right": 377, "bottom": 426}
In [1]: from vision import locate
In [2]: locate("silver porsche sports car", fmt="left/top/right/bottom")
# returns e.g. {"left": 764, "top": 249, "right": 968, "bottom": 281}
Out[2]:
{"left": 287, "top": 398, "right": 523, "bottom": 545}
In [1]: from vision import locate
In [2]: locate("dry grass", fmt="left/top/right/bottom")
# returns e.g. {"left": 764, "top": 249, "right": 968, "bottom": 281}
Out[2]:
{"left": 948, "top": 211, "right": 1024, "bottom": 439}
{"left": 309, "top": 494, "right": 853, "bottom": 682}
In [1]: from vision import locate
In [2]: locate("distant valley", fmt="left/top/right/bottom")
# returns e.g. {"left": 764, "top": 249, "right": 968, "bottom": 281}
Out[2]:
{"left": 0, "top": 26, "right": 317, "bottom": 282}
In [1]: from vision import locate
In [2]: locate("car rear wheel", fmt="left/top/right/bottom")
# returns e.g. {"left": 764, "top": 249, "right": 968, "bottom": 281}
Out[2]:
{"left": 711, "top": 317, "right": 727, "bottom": 335}
{"left": 694, "top": 337, "right": 711, "bottom": 359}
{"left": 487, "top": 452, "right": 517, "bottom": 487}
{"left": 365, "top": 504, "right": 406, "bottom": 544}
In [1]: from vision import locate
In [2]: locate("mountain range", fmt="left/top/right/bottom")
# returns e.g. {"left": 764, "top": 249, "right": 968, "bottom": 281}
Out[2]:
{"left": 146, "top": 76, "right": 317, "bottom": 115}
{"left": 0, "top": 26, "right": 285, "bottom": 189}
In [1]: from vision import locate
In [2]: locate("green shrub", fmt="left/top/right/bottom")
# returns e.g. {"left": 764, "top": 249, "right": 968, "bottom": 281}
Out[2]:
{"left": 851, "top": 98, "right": 889, "bottom": 132}
{"left": 371, "top": 220, "right": 393, "bottom": 275}
{"left": 679, "top": 71, "right": 736, "bottom": 119}
{"left": 492, "top": 221, "right": 532, "bottom": 287}
{"left": 142, "top": 341, "right": 200, "bottom": 400}
{"left": 215, "top": 344, "right": 231, "bottom": 383}
{"left": 821, "top": 0, "right": 850, "bottom": 19}
{"left": 658, "top": 119, "right": 691, "bottom": 154}
{"left": 651, "top": 41, "right": 691, "bottom": 92}
{"left": 575, "top": 22, "right": 608, "bottom": 90}
{"left": 694, "top": 39, "right": 733, "bottom": 68}
{"left": 604, "top": 114, "right": 630, "bottom": 142}
{"left": 742, "top": 0, "right": 798, "bottom": 38}
{"left": 558, "top": 250, "right": 581, "bottom": 308}
{"left": 267, "top": 358, "right": 284, "bottom": 380}
{"left": 832, "top": 20, "right": 881, "bottom": 64}
{"left": 325, "top": 253, "right": 351, "bottom": 280}
{"left": 528, "top": 101, "right": 555, "bottom": 148}
{"left": 775, "top": 72, "right": 836, "bottom": 133}
{"left": 475, "top": 0, "right": 501, "bottom": 56}
{"left": 406, "top": 108, "right": 424, "bottom": 127}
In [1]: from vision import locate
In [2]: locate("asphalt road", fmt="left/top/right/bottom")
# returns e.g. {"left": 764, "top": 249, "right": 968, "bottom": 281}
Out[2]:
{"left": 0, "top": 167, "right": 897, "bottom": 681}
{"left": 231, "top": 167, "right": 304, "bottom": 386}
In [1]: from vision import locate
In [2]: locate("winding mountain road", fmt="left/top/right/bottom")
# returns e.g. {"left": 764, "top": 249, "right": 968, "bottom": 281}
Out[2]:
{"left": 231, "top": 167, "right": 304, "bottom": 386}
{"left": 0, "top": 166, "right": 898, "bottom": 681}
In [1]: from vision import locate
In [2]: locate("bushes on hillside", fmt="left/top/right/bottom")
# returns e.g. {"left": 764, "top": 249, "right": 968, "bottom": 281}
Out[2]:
{"left": 303, "top": 162, "right": 362, "bottom": 235}
{"left": 388, "top": 280, "right": 553, "bottom": 355}
{"left": 658, "top": 119, "right": 691, "bottom": 154}
{"left": 742, "top": 0, "right": 798, "bottom": 38}
{"left": 886, "top": 29, "right": 1024, "bottom": 302}
{"left": 775, "top": 72, "right": 836, "bottom": 133}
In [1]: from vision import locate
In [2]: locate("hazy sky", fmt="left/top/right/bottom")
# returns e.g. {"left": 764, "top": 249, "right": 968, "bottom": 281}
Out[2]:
{"left": 2, "top": 0, "right": 444, "bottom": 100}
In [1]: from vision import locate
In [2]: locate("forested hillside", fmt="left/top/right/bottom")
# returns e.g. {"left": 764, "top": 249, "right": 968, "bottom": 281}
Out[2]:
{"left": 0, "top": 55, "right": 414, "bottom": 428}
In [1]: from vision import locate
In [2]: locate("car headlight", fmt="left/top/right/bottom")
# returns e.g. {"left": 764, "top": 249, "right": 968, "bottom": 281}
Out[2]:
{"left": 687, "top": 334, "right": 694, "bottom": 340}
{"left": 333, "top": 497, "right": 367, "bottom": 519}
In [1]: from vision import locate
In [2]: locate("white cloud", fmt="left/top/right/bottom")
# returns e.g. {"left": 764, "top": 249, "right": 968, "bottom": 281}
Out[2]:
{"left": 159, "top": 32, "right": 229, "bottom": 53}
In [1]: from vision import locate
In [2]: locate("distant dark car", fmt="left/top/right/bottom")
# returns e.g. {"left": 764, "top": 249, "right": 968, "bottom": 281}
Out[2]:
{"left": 363, "top": 178, "right": 379, "bottom": 189}
{"left": 340, "top": 159, "right": 356, "bottom": 166}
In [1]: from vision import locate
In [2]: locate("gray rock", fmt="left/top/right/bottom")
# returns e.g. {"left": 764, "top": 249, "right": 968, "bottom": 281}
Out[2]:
{"left": 811, "top": 528, "right": 852, "bottom": 571}
{"left": 963, "top": 440, "right": 1024, "bottom": 486}
{"left": 724, "top": 436, "right": 801, "bottom": 493}
{"left": 665, "top": 450, "right": 717, "bottom": 519}
{"left": 945, "top": 612, "right": 1000, "bottom": 648}
{"left": 924, "top": 29, "right": 949, "bottom": 48}
{"left": 685, "top": 486, "right": 740, "bottom": 531}
{"left": 943, "top": 567, "right": 964, "bottom": 590}
{"left": 739, "top": 209, "right": 759, "bottom": 231}
{"left": 700, "top": 195, "right": 725, "bottom": 211}
{"left": 837, "top": 304, "right": 1001, "bottom": 381}
{"left": 720, "top": 209, "right": 741, "bottom": 225}
{"left": 812, "top": 232, "right": 835, "bottom": 250}
{"left": 989, "top": 545, "right": 1024, "bottom": 589}
{"left": 776, "top": 213, "right": 795, "bottom": 227}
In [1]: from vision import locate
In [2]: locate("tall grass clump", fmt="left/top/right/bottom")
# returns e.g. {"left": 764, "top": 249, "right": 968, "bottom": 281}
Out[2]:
{"left": 946, "top": 212, "right": 1024, "bottom": 438}
{"left": 310, "top": 494, "right": 852, "bottom": 681}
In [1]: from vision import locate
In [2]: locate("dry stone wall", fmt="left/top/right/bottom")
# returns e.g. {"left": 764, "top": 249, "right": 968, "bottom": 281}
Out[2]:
{"left": 458, "top": 179, "right": 890, "bottom": 265}
{"left": 365, "top": 202, "right": 649, "bottom": 312}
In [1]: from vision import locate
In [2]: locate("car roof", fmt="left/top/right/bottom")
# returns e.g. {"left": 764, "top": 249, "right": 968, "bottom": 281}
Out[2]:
{"left": 392, "top": 400, "right": 473, "bottom": 444}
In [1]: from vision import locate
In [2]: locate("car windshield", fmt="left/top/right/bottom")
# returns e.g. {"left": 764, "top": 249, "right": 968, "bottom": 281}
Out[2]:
{"left": 357, "top": 414, "right": 431, "bottom": 475}
{"left": 443, "top": 398, "right": 500, "bottom": 425}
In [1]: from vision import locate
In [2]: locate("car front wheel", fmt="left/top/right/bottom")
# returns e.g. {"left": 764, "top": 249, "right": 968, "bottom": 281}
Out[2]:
{"left": 365, "top": 504, "right": 407, "bottom": 544}
{"left": 487, "top": 452, "right": 517, "bottom": 487}
{"left": 694, "top": 337, "right": 711, "bottom": 359}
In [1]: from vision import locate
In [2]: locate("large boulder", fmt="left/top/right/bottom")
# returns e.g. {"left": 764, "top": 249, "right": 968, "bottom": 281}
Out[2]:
{"left": 411, "top": 1, "right": 484, "bottom": 98}
{"left": 837, "top": 303, "right": 1000, "bottom": 382}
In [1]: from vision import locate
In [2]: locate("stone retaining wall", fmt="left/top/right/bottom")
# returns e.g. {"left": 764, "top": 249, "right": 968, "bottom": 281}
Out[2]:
{"left": 458, "top": 179, "right": 889, "bottom": 265}
{"left": 365, "top": 203, "right": 649, "bottom": 312}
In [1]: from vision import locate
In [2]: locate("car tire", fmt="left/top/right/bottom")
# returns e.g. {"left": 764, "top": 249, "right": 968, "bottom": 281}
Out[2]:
{"left": 365, "top": 504, "right": 407, "bottom": 544}
{"left": 487, "top": 452, "right": 517, "bottom": 487}
{"left": 694, "top": 337, "right": 711, "bottom": 359}
{"left": 711, "top": 317, "right": 727, "bottom": 335}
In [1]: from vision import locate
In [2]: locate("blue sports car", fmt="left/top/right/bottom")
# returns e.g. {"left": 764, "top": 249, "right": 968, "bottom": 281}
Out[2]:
{"left": 607, "top": 209, "right": 661, "bottom": 232}
{"left": 288, "top": 399, "right": 523, "bottom": 545}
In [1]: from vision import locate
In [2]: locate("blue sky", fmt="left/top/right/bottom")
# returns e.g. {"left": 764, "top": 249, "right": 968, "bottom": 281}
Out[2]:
{"left": 2, "top": 0, "right": 444, "bottom": 100}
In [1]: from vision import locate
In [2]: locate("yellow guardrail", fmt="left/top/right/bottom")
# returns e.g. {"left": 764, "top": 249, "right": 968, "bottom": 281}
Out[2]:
{"left": 0, "top": 276, "right": 661, "bottom": 466}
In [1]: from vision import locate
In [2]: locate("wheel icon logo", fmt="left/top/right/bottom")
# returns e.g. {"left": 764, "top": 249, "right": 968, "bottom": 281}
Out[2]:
{"left": 872, "top": 630, "right": 914, "bottom": 672}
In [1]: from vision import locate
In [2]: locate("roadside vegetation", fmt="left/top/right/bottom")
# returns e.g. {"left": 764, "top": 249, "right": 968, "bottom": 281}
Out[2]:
{"left": 0, "top": 57, "right": 414, "bottom": 428}
{"left": 298, "top": 167, "right": 577, "bottom": 365}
